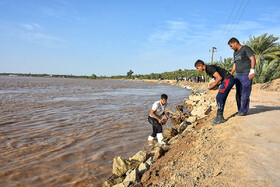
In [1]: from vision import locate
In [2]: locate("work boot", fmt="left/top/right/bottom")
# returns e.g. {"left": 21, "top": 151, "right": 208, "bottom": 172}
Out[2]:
{"left": 147, "top": 135, "right": 155, "bottom": 146}
{"left": 147, "top": 135, "right": 155, "bottom": 141}
{"left": 211, "top": 111, "right": 226, "bottom": 125}
{"left": 156, "top": 133, "right": 166, "bottom": 145}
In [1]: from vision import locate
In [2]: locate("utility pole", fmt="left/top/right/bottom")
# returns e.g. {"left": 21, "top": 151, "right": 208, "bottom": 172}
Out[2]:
{"left": 210, "top": 47, "right": 217, "bottom": 63}
{"left": 205, "top": 47, "right": 217, "bottom": 82}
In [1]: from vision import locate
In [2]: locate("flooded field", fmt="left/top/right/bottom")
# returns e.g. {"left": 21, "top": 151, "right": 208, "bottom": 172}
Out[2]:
{"left": 0, "top": 76, "right": 190, "bottom": 186}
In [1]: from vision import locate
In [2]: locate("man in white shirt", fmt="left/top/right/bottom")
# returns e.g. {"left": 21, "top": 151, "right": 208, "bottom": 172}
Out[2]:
{"left": 148, "top": 94, "right": 169, "bottom": 145}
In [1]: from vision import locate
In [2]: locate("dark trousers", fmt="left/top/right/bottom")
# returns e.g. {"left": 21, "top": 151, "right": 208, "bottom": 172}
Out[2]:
{"left": 235, "top": 74, "right": 252, "bottom": 114}
{"left": 216, "top": 77, "right": 235, "bottom": 112}
{"left": 148, "top": 116, "right": 162, "bottom": 137}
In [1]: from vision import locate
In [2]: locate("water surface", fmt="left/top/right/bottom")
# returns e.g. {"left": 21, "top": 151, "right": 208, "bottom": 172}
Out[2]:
{"left": 0, "top": 76, "right": 190, "bottom": 186}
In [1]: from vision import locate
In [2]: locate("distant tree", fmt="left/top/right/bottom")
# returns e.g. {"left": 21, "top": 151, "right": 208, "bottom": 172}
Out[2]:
{"left": 127, "top": 70, "right": 134, "bottom": 79}
{"left": 210, "top": 57, "right": 234, "bottom": 72}
{"left": 90, "top": 74, "right": 97, "bottom": 79}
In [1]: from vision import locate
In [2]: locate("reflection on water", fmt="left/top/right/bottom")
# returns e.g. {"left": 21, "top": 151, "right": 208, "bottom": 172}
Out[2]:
{"left": 0, "top": 76, "right": 190, "bottom": 186}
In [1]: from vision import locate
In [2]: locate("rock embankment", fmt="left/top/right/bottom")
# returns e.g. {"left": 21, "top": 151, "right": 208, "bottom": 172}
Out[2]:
{"left": 103, "top": 86, "right": 218, "bottom": 187}
{"left": 103, "top": 78, "right": 280, "bottom": 187}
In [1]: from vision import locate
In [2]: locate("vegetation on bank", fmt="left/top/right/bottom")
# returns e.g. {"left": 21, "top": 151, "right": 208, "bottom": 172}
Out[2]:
{"left": 245, "top": 33, "right": 280, "bottom": 83}
{"left": 1, "top": 33, "right": 279, "bottom": 84}
{"left": 104, "top": 33, "right": 280, "bottom": 83}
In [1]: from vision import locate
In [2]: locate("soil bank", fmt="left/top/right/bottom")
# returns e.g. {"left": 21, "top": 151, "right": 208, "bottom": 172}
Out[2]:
{"left": 141, "top": 79, "right": 280, "bottom": 186}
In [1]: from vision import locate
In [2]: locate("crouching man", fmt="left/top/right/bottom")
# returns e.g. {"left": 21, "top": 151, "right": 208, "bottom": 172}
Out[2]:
{"left": 195, "top": 60, "right": 235, "bottom": 125}
{"left": 148, "top": 94, "right": 168, "bottom": 145}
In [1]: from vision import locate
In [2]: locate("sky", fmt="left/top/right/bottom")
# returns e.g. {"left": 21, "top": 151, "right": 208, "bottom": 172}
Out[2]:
{"left": 0, "top": 0, "right": 280, "bottom": 76}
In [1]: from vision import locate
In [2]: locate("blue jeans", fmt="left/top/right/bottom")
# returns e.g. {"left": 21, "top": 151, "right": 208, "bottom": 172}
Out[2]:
{"left": 235, "top": 74, "right": 252, "bottom": 114}
{"left": 216, "top": 77, "right": 235, "bottom": 112}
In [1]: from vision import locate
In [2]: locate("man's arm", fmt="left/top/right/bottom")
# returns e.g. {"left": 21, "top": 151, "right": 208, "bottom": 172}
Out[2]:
{"left": 208, "top": 72, "right": 222, "bottom": 90}
{"left": 248, "top": 56, "right": 256, "bottom": 80}
{"left": 163, "top": 113, "right": 168, "bottom": 120}
{"left": 150, "top": 109, "right": 162, "bottom": 124}
{"left": 231, "top": 63, "right": 236, "bottom": 75}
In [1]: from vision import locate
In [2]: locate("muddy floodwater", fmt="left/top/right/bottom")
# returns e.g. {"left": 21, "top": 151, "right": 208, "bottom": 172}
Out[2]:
{"left": 0, "top": 76, "right": 190, "bottom": 186}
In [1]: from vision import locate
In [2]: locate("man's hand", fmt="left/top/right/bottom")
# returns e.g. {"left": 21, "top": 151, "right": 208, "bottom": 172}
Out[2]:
{"left": 158, "top": 119, "right": 163, "bottom": 124}
{"left": 249, "top": 73, "right": 255, "bottom": 80}
{"left": 249, "top": 69, "right": 255, "bottom": 80}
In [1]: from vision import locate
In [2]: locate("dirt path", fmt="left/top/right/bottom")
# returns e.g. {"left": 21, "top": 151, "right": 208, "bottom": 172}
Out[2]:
{"left": 232, "top": 90, "right": 280, "bottom": 186}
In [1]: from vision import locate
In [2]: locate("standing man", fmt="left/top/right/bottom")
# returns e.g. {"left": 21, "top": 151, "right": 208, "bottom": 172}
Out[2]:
{"left": 148, "top": 94, "right": 168, "bottom": 145}
{"left": 195, "top": 60, "right": 235, "bottom": 125}
{"left": 228, "top": 37, "right": 256, "bottom": 116}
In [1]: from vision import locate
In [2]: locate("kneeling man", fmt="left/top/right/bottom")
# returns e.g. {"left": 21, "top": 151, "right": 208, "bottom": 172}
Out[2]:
{"left": 148, "top": 94, "right": 168, "bottom": 144}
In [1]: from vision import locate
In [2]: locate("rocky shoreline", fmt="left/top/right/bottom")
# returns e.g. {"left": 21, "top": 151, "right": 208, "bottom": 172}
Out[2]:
{"left": 103, "top": 81, "right": 218, "bottom": 187}
{"left": 103, "top": 78, "right": 280, "bottom": 186}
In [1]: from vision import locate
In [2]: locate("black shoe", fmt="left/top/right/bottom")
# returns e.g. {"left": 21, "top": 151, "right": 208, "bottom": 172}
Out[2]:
{"left": 211, "top": 111, "right": 226, "bottom": 125}
{"left": 237, "top": 112, "right": 246, "bottom": 116}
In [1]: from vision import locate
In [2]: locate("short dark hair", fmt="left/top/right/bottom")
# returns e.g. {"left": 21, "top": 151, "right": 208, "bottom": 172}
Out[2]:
{"left": 194, "top": 59, "right": 205, "bottom": 67}
{"left": 228, "top": 37, "right": 240, "bottom": 44}
{"left": 161, "top": 94, "right": 168, "bottom": 100}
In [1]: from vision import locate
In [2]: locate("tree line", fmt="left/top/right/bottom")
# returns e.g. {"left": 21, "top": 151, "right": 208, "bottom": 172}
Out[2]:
{"left": 0, "top": 73, "right": 97, "bottom": 79}
{"left": 2, "top": 33, "right": 279, "bottom": 84}
{"left": 110, "top": 33, "right": 280, "bottom": 84}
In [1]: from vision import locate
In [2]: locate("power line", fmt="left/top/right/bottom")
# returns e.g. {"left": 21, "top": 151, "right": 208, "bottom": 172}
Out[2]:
{"left": 216, "top": 0, "right": 250, "bottom": 56}
{"left": 219, "top": 0, "right": 246, "bottom": 47}
{"left": 229, "top": 0, "right": 250, "bottom": 36}
{"left": 217, "top": 0, "right": 239, "bottom": 46}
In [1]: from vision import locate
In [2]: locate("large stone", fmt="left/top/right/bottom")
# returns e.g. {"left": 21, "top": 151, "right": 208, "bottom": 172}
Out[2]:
{"left": 123, "top": 169, "right": 140, "bottom": 183}
{"left": 178, "top": 121, "right": 191, "bottom": 133}
{"left": 168, "top": 135, "right": 180, "bottom": 145}
{"left": 138, "top": 163, "right": 150, "bottom": 175}
{"left": 163, "top": 127, "right": 178, "bottom": 140}
{"left": 170, "top": 112, "right": 184, "bottom": 124}
{"left": 145, "top": 157, "right": 153, "bottom": 166}
{"left": 129, "top": 151, "right": 147, "bottom": 163}
{"left": 184, "top": 99, "right": 194, "bottom": 110}
{"left": 103, "top": 180, "right": 114, "bottom": 187}
{"left": 175, "top": 105, "right": 184, "bottom": 112}
{"left": 184, "top": 98, "right": 193, "bottom": 106}
{"left": 103, "top": 177, "right": 124, "bottom": 187}
{"left": 191, "top": 105, "right": 212, "bottom": 119}
{"left": 166, "top": 106, "right": 175, "bottom": 115}
{"left": 189, "top": 94, "right": 205, "bottom": 102}
{"left": 182, "top": 124, "right": 194, "bottom": 136}
{"left": 153, "top": 147, "right": 165, "bottom": 162}
{"left": 191, "top": 106, "right": 204, "bottom": 116}
{"left": 113, "top": 157, "right": 140, "bottom": 177}
{"left": 113, "top": 181, "right": 131, "bottom": 187}
{"left": 113, "top": 183, "right": 124, "bottom": 187}
{"left": 187, "top": 116, "right": 197, "bottom": 123}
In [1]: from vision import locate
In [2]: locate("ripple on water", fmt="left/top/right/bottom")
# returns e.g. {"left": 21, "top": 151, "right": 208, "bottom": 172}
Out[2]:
{"left": 0, "top": 77, "right": 191, "bottom": 186}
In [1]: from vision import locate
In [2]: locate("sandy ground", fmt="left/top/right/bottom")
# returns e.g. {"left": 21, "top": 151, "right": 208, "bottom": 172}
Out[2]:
{"left": 233, "top": 87, "right": 280, "bottom": 186}
{"left": 141, "top": 79, "right": 280, "bottom": 186}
